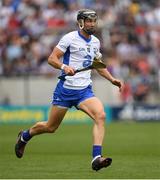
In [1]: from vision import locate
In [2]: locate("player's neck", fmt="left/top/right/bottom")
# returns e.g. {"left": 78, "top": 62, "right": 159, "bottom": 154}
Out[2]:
{"left": 79, "top": 30, "right": 91, "bottom": 40}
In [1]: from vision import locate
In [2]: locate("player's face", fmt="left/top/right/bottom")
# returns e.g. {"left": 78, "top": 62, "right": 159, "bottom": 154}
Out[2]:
{"left": 83, "top": 17, "right": 97, "bottom": 35}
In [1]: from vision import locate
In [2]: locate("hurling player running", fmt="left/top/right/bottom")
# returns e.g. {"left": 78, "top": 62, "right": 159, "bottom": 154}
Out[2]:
{"left": 15, "top": 9, "right": 123, "bottom": 171}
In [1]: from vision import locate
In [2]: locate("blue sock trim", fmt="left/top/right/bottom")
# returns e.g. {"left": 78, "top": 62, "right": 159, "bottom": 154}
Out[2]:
{"left": 22, "top": 130, "right": 32, "bottom": 142}
{"left": 92, "top": 145, "right": 102, "bottom": 158}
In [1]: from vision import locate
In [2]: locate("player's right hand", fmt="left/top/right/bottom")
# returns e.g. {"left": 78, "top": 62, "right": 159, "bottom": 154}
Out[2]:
{"left": 63, "top": 65, "right": 75, "bottom": 76}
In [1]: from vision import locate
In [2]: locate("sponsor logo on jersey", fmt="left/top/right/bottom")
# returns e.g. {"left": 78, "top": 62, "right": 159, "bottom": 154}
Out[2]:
{"left": 79, "top": 47, "right": 85, "bottom": 51}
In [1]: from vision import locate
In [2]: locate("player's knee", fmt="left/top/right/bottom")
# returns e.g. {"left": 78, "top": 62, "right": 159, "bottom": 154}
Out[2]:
{"left": 98, "top": 111, "right": 106, "bottom": 120}
{"left": 102, "top": 111, "right": 106, "bottom": 120}
{"left": 95, "top": 111, "right": 106, "bottom": 124}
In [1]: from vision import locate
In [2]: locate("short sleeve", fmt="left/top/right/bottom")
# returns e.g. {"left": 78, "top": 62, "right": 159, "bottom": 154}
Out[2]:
{"left": 56, "top": 34, "right": 71, "bottom": 53}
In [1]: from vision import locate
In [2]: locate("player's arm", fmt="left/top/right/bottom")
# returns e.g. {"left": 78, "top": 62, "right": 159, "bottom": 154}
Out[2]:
{"left": 48, "top": 47, "right": 75, "bottom": 75}
{"left": 96, "top": 68, "right": 123, "bottom": 92}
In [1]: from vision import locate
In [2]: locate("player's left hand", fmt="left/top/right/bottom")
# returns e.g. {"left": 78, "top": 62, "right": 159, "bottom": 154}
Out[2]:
{"left": 111, "top": 78, "right": 124, "bottom": 92}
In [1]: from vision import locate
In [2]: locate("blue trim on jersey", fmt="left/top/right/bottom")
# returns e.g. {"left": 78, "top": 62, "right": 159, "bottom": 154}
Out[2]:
{"left": 78, "top": 31, "right": 91, "bottom": 43}
{"left": 61, "top": 46, "right": 70, "bottom": 76}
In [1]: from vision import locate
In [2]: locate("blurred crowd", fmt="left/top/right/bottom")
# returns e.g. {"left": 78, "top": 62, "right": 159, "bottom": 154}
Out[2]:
{"left": 0, "top": 0, "right": 160, "bottom": 103}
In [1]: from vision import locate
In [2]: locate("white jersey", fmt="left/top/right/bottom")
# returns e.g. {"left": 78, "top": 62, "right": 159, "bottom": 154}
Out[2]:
{"left": 56, "top": 31, "right": 100, "bottom": 90}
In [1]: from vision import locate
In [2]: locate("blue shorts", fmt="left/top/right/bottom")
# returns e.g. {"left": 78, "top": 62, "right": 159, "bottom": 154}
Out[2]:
{"left": 52, "top": 80, "right": 95, "bottom": 108}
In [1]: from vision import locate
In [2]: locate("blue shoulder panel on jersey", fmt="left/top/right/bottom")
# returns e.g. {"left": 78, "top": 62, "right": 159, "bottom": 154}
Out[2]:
{"left": 63, "top": 46, "right": 70, "bottom": 65}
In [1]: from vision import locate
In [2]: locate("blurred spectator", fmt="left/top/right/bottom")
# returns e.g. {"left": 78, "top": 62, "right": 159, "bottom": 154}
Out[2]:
{"left": 130, "top": 68, "right": 150, "bottom": 102}
{"left": 0, "top": 0, "right": 160, "bottom": 104}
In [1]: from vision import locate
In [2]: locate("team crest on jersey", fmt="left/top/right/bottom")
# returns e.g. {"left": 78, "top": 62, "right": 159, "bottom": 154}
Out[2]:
{"left": 86, "top": 44, "right": 91, "bottom": 53}
{"left": 87, "top": 47, "right": 90, "bottom": 53}
{"left": 93, "top": 47, "right": 98, "bottom": 54}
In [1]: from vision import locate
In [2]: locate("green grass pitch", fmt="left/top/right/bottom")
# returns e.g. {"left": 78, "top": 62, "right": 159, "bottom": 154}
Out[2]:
{"left": 0, "top": 121, "right": 160, "bottom": 179}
